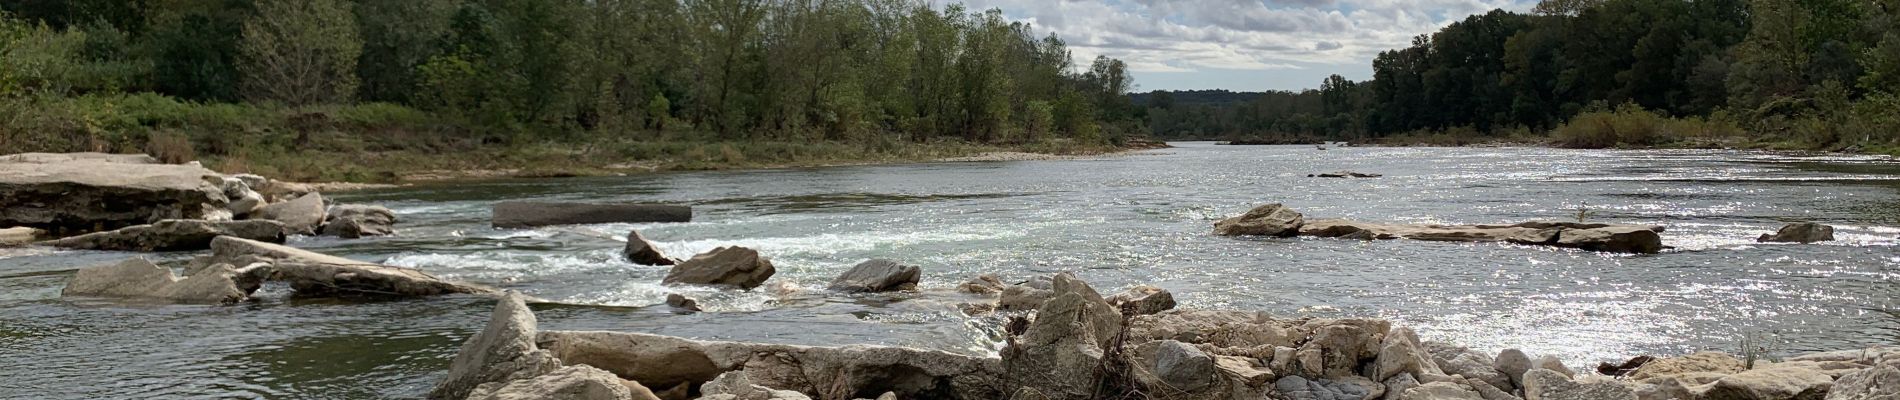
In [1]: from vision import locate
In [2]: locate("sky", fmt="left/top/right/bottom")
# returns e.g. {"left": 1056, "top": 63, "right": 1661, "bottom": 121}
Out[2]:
{"left": 954, "top": 0, "right": 1539, "bottom": 92}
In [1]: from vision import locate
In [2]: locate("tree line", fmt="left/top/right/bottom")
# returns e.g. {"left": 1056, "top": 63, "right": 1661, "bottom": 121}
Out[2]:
{"left": 1146, "top": 0, "right": 1900, "bottom": 150}
{"left": 0, "top": 0, "right": 1142, "bottom": 154}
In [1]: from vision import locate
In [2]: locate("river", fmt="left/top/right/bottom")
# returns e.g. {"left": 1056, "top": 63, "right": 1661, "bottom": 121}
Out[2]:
{"left": 3, "top": 142, "right": 1897, "bottom": 399}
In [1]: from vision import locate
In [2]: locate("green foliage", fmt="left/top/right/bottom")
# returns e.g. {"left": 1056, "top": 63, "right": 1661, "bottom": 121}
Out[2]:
{"left": 239, "top": 0, "right": 362, "bottom": 106}
{"left": 1553, "top": 103, "right": 1743, "bottom": 148}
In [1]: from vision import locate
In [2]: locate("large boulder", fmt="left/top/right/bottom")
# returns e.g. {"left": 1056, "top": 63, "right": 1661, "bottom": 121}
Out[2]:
{"left": 1214, "top": 203, "right": 1304, "bottom": 237}
{"left": 43, "top": 219, "right": 286, "bottom": 251}
{"left": 1375, "top": 328, "right": 1440, "bottom": 382}
{"left": 1826, "top": 364, "right": 1900, "bottom": 400}
{"left": 1275, "top": 376, "right": 1377, "bottom": 400}
{"left": 218, "top": 177, "right": 266, "bottom": 217}
{"left": 61, "top": 258, "right": 263, "bottom": 303}
{"left": 828, "top": 259, "right": 921, "bottom": 293}
{"left": 320, "top": 204, "right": 397, "bottom": 238}
{"left": 1, "top": 153, "right": 230, "bottom": 235}
{"left": 492, "top": 201, "right": 691, "bottom": 229}
{"left": 536, "top": 330, "right": 1006, "bottom": 399}
{"left": 1522, "top": 369, "right": 1634, "bottom": 400}
{"left": 662, "top": 247, "right": 775, "bottom": 290}
{"left": 1, "top": 226, "right": 43, "bottom": 246}
{"left": 1627, "top": 352, "right": 1745, "bottom": 381}
{"left": 1692, "top": 365, "right": 1833, "bottom": 400}
{"left": 1107, "top": 285, "right": 1177, "bottom": 316}
{"left": 254, "top": 192, "right": 327, "bottom": 236}
{"left": 1758, "top": 222, "right": 1836, "bottom": 244}
{"left": 432, "top": 292, "right": 564, "bottom": 400}
{"left": 1001, "top": 273, "right": 1124, "bottom": 399}
{"left": 1428, "top": 344, "right": 1513, "bottom": 393}
{"left": 196, "top": 236, "right": 496, "bottom": 297}
{"left": 467, "top": 365, "right": 657, "bottom": 400}
{"left": 623, "top": 230, "right": 674, "bottom": 266}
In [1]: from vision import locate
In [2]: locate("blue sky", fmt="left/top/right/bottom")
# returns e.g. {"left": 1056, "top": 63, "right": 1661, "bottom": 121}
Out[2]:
{"left": 954, "top": 0, "right": 1538, "bottom": 92}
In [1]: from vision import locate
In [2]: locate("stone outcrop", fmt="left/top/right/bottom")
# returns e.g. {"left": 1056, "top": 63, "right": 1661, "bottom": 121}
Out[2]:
{"left": 1758, "top": 222, "right": 1836, "bottom": 244}
{"left": 827, "top": 259, "right": 921, "bottom": 293}
{"left": 1, "top": 226, "right": 43, "bottom": 246}
{"left": 1291, "top": 216, "right": 1666, "bottom": 254}
{"left": 1001, "top": 272, "right": 1124, "bottom": 399}
{"left": 1214, "top": 203, "right": 1304, "bottom": 237}
{"left": 431, "top": 292, "right": 564, "bottom": 400}
{"left": 61, "top": 258, "right": 264, "bottom": 303}
{"left": 321, "top": 204, "right": 397, "bottom": 238}
{"left": 623, "top": 230, "right": 674, "bottom": 266}
{"left": 254, "top": 192, "right": 326, "bottom": 236}
{"left": 194, "top": 236, "right": 495, "bottom": 297}
{"left": 1, "top": 153, "right": 229, "bottom": 235}
{"left": 492, "top": 201, "right": 692, "bottom": 229}
{"left": 537, "top": 330, "right": 1006, "bottom": 399}
{"left": 1107, "top": 284, "right": 1177, "bottom": 316}
{"left": 662, "top": 247, "right": 775, "bottom": 290}
{"left": 43, "top": 219, "right": 285, "bottom": 251}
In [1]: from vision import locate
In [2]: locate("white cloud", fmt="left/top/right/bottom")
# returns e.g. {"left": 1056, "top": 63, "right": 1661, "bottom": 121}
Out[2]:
{"left": 952, "top": 0, "right": 1538, "bottom": 75}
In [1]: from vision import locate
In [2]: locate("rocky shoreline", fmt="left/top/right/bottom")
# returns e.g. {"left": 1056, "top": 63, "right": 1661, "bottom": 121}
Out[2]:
{"left": 5, "top": 152, "right": 1886, "bottom": 400}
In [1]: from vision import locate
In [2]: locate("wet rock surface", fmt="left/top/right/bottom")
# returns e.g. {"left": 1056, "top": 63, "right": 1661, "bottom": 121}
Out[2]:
{"left": 493, "top": 202, "right": 691, "bottom": 229}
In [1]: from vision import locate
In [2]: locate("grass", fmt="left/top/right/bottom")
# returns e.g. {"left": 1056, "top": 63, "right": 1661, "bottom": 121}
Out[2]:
{"left": 0, "top": 92, "right": 1134, "bottom": 183}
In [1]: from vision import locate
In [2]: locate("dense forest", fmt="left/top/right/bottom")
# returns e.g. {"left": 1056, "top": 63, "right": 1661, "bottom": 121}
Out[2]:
{"left": 0, "top": 0, "right": 1141, "bottom": 180}
{"left": 1148, "top": 0, "right": 1900, "bottom": 151}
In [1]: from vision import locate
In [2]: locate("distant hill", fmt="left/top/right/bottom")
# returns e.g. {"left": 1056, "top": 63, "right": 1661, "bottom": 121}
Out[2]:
{"left": 1129, "top": 90, "right": 1264, "bottom": 106}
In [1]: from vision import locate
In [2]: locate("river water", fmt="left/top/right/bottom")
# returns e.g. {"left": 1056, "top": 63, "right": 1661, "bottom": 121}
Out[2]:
{"left": 3, "top": 143, "right": 1898, "bottom": 399}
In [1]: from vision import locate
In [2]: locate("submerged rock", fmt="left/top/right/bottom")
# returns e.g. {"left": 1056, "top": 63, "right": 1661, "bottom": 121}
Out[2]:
{"left": 1552, "top": 226, "right": 1663, "bottom": 254}
{"left": 1758, "top": 222, "right": 1836, "bottom": 244}
{"left": 1313, "top": 171, "right": 1383, "bottom": 178}
{"left": 828, "top": 259, "right": 921, "bottom": 293}
{"left": 61, "top": 258, "right": 263, "bottom": 303}
{"left": 43, "top": 219, "right": 285, "bottom": 251}
{"left": 1, "top": 153, "right": 230, "bottom": 235}
{"left": 492, "top": 201, "right": 691, "bottom": 229}
{"left": 664, "top": 293, "right": 701, "bottom": 312}
{"left": 623, "top": 230, "right": 674, "bottom": 266}
{"left": 1214, "top": 203, "right": 1305, "bottom": 237}
{"left": 662, "top": 247, "right": 775, "bottom": 290}
{"left": 321, "top": 204, "right": 397, "bottom": 238}
{"left": 254, "top": 192, "right": 327, "bottom": 236}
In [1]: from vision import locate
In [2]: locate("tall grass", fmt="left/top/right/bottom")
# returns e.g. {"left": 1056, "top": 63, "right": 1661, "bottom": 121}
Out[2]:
{"left": 1553, "top": 104, "right": 1743, "bottom": 149}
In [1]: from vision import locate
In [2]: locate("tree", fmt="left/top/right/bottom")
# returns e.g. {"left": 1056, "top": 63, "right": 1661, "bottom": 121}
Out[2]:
{"left": 238, "top": 0, "right": 361, "bottom": 106}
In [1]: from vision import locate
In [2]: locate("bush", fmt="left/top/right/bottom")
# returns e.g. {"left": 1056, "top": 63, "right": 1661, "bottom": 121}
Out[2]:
{"left": 144, "top": 131, "right": 195, "bottom": 163}
{"left": 1553, "top": 104, "right": 1741, "bottom": 149}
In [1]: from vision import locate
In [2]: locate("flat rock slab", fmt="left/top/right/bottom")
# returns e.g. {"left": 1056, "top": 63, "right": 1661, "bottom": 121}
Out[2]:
{"left": 1299, "top": 219, "right": 1665, "bottom": 254}
{"left": 44, "top": 219, "right": 285, "bottom": 252}
{"left": 537, "top": 330, "right": 1005, "bottom": 399}
{"left": 61, "top": 258, "right": 262, "bottom": 303}
{"left": 493, "top": 202, "right": 691, "bottom": 229}
{"left": 0, "top": 155, "right": 229, "bottom": 235}
{"left": 197, "top": 236, "right": 496, "bottom": 298}
{"left": 2, "top": 226, "right": 44, "bottom": 246}
{"left": 0, "top": 152, "right": 159, "bottom": 164}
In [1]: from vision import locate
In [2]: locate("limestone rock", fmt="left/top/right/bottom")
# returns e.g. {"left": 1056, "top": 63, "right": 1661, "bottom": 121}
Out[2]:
{"left": 623, "top": 230, "right": 674, "bottom": 266}
{"left": 430, "top": 292, "right": 563, "bottom": 400}
{"left": 664, "top": 293, "right": 701, "bottom": 312}
{"left": 1127, "top": 310, "right": 1295, "bottom": 349}
{"left": 1401, "top": 382, "right": 1484, "bottom": 400}
{"left": 2, "top": 226, "right": 45, "bottom": 246}
{"left": 1553, "top": 226, "right": 1664, "bottom": 254}
{"left": 1, "top": 153, "right": 230, "bottom": 235}
{"left": 1826, "top": 364, "right": 1900, "bottom": 400}
{"left": 1628, "top": 352, "right": 1746, "bottom": 380}
{"left": 255, "top": 192, "right": 327, "bottom": 236}
{"left": 467, "top": 365, "right": 648, "bottom": 400}
{"left": 321, "top": 204, "right": 397, "bottom": 238}
{"left": 828, "top": 259, "right": 921, "bottom": 293}
{"left": 536, "top": 330, "right": 1006, "bottom": 399}
{"left": 956, "top": 274, "right": 1006, "bottom": 294}
{"left": 1758, "top": 222, "right": 1836, "bottom": 244}
{"left": 198, "top": 236, "right": 495, "bottom": 297}
{"left": 1495, "top": 349, "right": 1532, "bottom": 388}
{"left": 662, "top": 247, "right": 775, "bottom": 290}
{"left": 1428, "top": 344, "right": 1513, "bottom": 393}
{"left": 1276, "top": 376, "right": 1375, "bottom": 400}
{"left": 44, "top": 219, "right": 285, "bottom": 251}
{"left": 998, "top": 284, "right": 1054, "bottom": 311}
{"left": 492, "top": 201, "right": 691, "bottom": 229}
{"left": 1522, "top": 369, "right": 1633, "bottom": 400}
{"left": 1297, "top": 318, "right": 1390, "bottom": 378}
{"left": 61, "top": 258, "right": 263, "bottom": 303}
{"left": 700, "top": 371, "right": 812, "bottom": 400}
{"left": 1530, "top": 356, "right": 1574, "bottom": 378}
{"left": 1693, "top": 365, "right": 1833, "bottom": 400}
{"left": 1001, "top": 273, "right": 1123, "bottom": 399}
{"left": 1152, "top": 340, "right": 1220, "bottom": 393}
{"left": 219, "top": 177, "right": 266, "bottom": 217}
{"left": 1376, "top": 327, "right": 1439, "bottom": 382}
{"left": 1214, "top": 203, "right": 1304, "bottom": 237}
{"left": 1107, "top": 284, "right": 1177, "bottom": 316}
{"left": 1385, "top": 374, "right": 1421, "bottom": 400}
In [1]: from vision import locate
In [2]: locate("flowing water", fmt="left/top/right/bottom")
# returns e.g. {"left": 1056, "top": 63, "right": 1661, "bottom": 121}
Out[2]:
{"left": 4, "top": 143, "right": 1899, "bottom": 399}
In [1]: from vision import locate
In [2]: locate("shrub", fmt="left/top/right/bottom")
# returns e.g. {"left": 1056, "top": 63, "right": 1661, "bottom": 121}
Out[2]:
{"left": 144, "top": 131, "right": 195, "bottom": 163}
